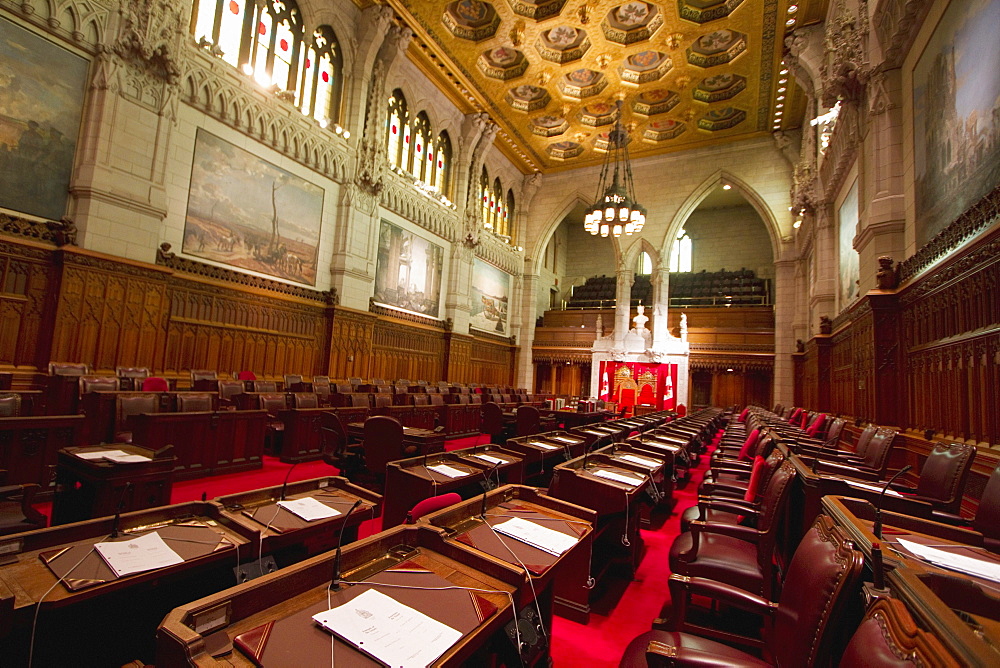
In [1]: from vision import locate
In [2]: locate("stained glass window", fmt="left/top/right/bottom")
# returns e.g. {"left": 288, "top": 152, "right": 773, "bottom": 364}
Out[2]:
{"left": 669, "top": 230, "right": 692, "bottom": 273}
{"left": 386, "top": 89, "right": 406, "bottom": 169}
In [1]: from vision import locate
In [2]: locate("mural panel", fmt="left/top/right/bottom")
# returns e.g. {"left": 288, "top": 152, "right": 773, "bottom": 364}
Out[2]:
{"left": 470, "top": 258, "right": 510, "bottom": 335}
{"left": 0, "top": 18, "right": 88, "bottom": 221}
{"left": 373, "top": 220, "right": 443, "bottom": 317}
{"left": 838, "top": 178, "right": 859, "bottom": 308}
{"left": 184, "top": 129, "right": 324, "bottom": 285}
{"left": 913, "top": 0, "right": 1000, "bottom": 246}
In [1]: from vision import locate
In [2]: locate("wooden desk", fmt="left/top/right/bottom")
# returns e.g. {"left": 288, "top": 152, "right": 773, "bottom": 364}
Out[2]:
{"left": 130, "top": 410, "right": 266, "bottom": 479}
{"left": 451, "top": 444, "right": 526, "bottom": 486}
{"left": 156, "top": 525, "right": 525, "bottom": 667}
{"left": 347, "top": 421, "right": 445, "bottom": 456}
{"left": 553, "top": 410, "right": 608, "bottom": 429}
{"left": 504, "top": 432, "right": 587, "bottom": 486}
{"left": 822, "top": 495, "right": 1000, "bottom": 665}
{"left": 547, "top": 456, "right": 649, "bottom": 622}
{"left": 276, "top": 406, "right": 332, "bottom": 463}
{"left": 80, "top": 391, "right": 218, "bottom": 444}
{"left": 592, "top": 445, "right": 674, "bottom": 521}
{"left": 0, "top": 414, "right": 84, "bottom": 491}
{"left": 437, "top": 402, "right": 482, "bottom": 437}
{"left": 215, "top": 476, "right": 382, "bottom": 567}
{"left": 378, "top": 403, "right": 439, "bottom": 430}
{"left": 0, "top": 502, "right": 255, "bottom": 666}
{"left": 52, "top": 444, "right": 175, "bottom": 525}
{"left": 382, "top": 451, "right": 522, "bottom": 527}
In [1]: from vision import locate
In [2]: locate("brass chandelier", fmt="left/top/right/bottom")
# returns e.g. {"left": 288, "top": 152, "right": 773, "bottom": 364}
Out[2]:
{"left": 584, "top": 100, "right": 646, "bottom": 238}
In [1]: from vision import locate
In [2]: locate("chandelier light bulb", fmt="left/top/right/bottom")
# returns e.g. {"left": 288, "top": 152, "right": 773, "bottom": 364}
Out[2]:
{"left": 612, "top": 224, "right": 622, "bottom": 237}
{"left": 600, "top": 224, "right": 609, "bottom": 237}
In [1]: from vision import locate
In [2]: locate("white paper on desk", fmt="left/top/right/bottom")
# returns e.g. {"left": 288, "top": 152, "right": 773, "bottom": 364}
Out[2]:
{"left": 277, "top": 497, "right": 342, "bottom": 521}
{"left": 619, "top": 454, "right": 659, "bottom": 468}
{"left": 551, "top": 436, "right": 578, "bottom": 444}
{"left": 427, "top": 463, "right": 469, "bottom": 478}
{"left": 841, "top": 479, "right": 902, "bottom": 497}
{"left": 313, "top": 588, "right": 462, "bottom": 668}
{"left": 528, "top": 441, "right": 559, "bottom": 450}
{"left": 493, "top": 517, "right": 578, "bottom": 556}
{"left": 104, "top": 453, "right": 152, "bottom": 464}
{"left": 896, "top": 538, "right": 1000, "bottom": 583}
{"left": 76, "top": 449, "right": 128, "bottom": 460}
{"left": 592, "top": 469, "right": 645, "bottom": 487}
{"left": 473, "top": 454, "right": 506, "bottom": 465}
{"left": 95, "top": 531, "right": 184, "bottom": 577}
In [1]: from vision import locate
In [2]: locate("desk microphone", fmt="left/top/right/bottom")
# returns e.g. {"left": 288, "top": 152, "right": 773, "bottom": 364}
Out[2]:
{"left": 111, "top": 482, "right": 133, "bottom": 538}
{"left": 480, "top": 461, "right": 502, "bottom": 517}
{"left": 872, "top": 465, "right": 912, "bottom": 540}
{"left": 330, "top": 499, "right": 363, "bottom": 591}
{"left": 279, "top": 461, "right": 300, "bottom": 500}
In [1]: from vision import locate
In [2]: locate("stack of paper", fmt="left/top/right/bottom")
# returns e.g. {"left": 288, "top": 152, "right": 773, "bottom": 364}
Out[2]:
{"left": 95, "top": 531, "right": 184, "bottom": 577}
{"left": 427, "top": 463, "right": 468, "bottom": 478}
{"left": 473, "top": 454, "right": 506, "bottom": 465}
{"left": 551, "top": 436, "right": 578, "bottom": 444}
{"left": 493, "top": 517, "right": 578, "bottom": 556}
{"left": 618, "top": 454, "right": 659, "bottom": 467}
{"left": 841, "top": 479, "right": 902, "bottom": 497}
{"left": 277, "top": 497, "right": 342, "bottom": 521}
{"left": 896, "top": 538, "right": 1000, "bottom": 583}
{"left": 592, "top": 469, "right": 645, "bottom": 487}
{"left": 76, "top": 449, "right": 152, "bottom": 464}
{"left": 528, "top": 441, "right": 559, "bottom": 450}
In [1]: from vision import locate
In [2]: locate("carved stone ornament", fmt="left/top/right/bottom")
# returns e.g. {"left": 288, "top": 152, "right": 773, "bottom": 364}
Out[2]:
{"left": 463, "top": 232, "right": 481, "bottom": 249}
{"left": 819, "top": 315, "right": 833, "bottom": 335}
{"left": 876, "top": 255, "right": 899, "bottom": 290}
{"left": 796, "top": 339, "right": 805, "bottom": 353}
{"left": 791, "top": 161, "right": 819, "bottom": 214}
{"left": 819, "top": 0, "right": 870, "bottom": 108}
{"left": 111, "top": 0, "right": 186, "bottom": 84}
{"left": 49, "top": 217, "right": 79, "bottom": 247}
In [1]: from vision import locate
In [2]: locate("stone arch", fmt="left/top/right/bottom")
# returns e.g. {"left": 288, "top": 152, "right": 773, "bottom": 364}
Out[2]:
{"left": 621, "top": 237, "right": 661, "bottom": 275}
{"left": 527, "top": 189, "right": 625, "bottom": 266}
{"left": 661, "top": 170, "right": 782, "bottom": 262}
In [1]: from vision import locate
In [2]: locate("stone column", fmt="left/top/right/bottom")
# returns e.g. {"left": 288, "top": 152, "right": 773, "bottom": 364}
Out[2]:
{"left": 650, "top": 261, "right": 670, "bottom": 349}
{"left": 772, "top": 255, "right": 797, "bottom": 406}
{"left": 515, "top": 268, "right": 540, "bottom": 390}
{"left": 613, "top": 266, "right": 634, "bottom": 345}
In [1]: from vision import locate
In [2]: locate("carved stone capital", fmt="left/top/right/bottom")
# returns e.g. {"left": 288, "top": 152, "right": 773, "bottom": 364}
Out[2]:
{"left": 819, "top": 0, "right": 871, "bottom": 108}
{"left": 111, "top": 0, "right": 186, "bottom": 85}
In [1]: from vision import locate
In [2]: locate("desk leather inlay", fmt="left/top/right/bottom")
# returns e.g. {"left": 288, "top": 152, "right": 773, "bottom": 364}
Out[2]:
{"left": 245, "top": 494, "right": 371, "bottom": 533}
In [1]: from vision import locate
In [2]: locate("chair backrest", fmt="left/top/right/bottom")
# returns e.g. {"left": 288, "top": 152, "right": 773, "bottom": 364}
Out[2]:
{"left": 915, "top": 441, "right": 976, "bottom": 512}
{"left": 456, "top": 394, "right": 470, "bottom": 405}
{"left": 190, "top": 369, "right": 217, "bottom": 382}
{"left": 294, "top": 392, "right": 319, "bottom": 409}
{"left": 363, "top": 415, "right": 404, "bottom": 473}
{"left": 516, "top": 405, "right": 541, "bottom": 436}
{"left": 754, "top": 460, "right": 797, "bottom": 583}
{"left": 854, "top": 424, "right": 878, "bottom": 457}
{"left": 253, "top": 380, "right": 277, "bottom": 393}
{"left": 49, "top": 362, "right": 90, "bottom": 376}
{"left": 237, "top": 370, "right": 257, "bottom": 381}
{"left": 349, "top": 393, "right": 372, "bottom": 408}
{"left": 861, "top": 428, "right": 897, "bottom": 474}
{"left": 429, "top": 393, "right": 444, "bottom": 406}
{"left": 405, "top": 492, "right": 462, "bottom": 524}
{"left": 79, "top": 375, "right": 119, "bottom": 395}
{"left": 771, "top": 515, "right": 865, "bottom": 667}
{"left": 141, "top": 376, "right": 169, "bottom": 392}
{"left": 482, "top": 402, "right": 504, "bottom": 436}
{"left": 469, "top": 394, "right": 482, "bottom": 404}
{"left": 335, "top": 383, "right": 354, "bottom": 394}
{"left": 824, "top": 417, "right": 846, "bottom": 446}
{"left": 312, "top": 376, "right": 331, "bottom": 395}
{"left": 116, "top": 366, "right": 149, "bottom": 390}
{"left": 283, "top": 374, "right": 303, "bottom": 387}
{"left": 412, "top": 394, "right": 429, "bottom": 406}
{"left": 839, "top": 597, "right": 957, "bottom": 667}
{"left": 373, "top": 393, "right": 392, "bottom": 408}
{"left": 258, "top": 393, "right": 287, "bottom": 414}
{"left": 974, "top": 463, "right": 1000, "bottom": 550}
{"left": 218, "top": 380, "right": 245, "bottom": 401}
{"left": 0, "top": 393, "right": 22, "bottom": 418}
{"left": 177, "top": 393, "right": 213, "bottom": 412}
{"left": 348, "top": 376, "right": 364, "bottom": 386}
{"left": 117, "top": 394, "right": 159, "bottom": 429}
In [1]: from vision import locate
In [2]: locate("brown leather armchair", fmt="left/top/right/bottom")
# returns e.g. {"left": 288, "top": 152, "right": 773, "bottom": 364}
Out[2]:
{"left": 293, "top": 392, "right": 319, "bottom": 409}
{"left": 218, "top": 380, "right": 245, "bottom": 409}
{"left": 190, "top": 369, "right": 218, "bottom": 391}
{"left": 48, "top": 362, "right": 90, "bottom": 376}
{"left": 176, "top": 392, "right": 213, "bottom": 412}
{"left": 481, "top": 401, "right": 507, "bottom": 444}
{"left": 515, "top": 405, "right": 556, "bottom": 437}
{"left": 320, "top": 410, "right": 360, "bottom": 473}
{"left": 840, "top": 597, "right": 957, "bottom": 667}
{"left": 680, "top": 449, "right": 787, "bottom": 532}
{"left": 0, "top": 471, "right": 47, "bottom": 536}
{"left": 78, "top": 375, "right": 119, "bottom": 395}
{"left": 258, "top": 393, "right": 287, "bottom": 455}
{"left": 812, "top": 427, "right": 897, "bottom": 480}
{"left": 115, "top": 366, "right": 149, "bottom": 391}
{"left": 283, "top": 374, "right": 305, "bottom": 392}
{"left": 311, "top": 376, "right": 331, "bottom": 400}
{"left": 253, "top": 380, "right": 278, "bottom": 393}
{"left": 622, "top": 515, "right": 864, "bottom": 668}
{"left": 115, "top": 394, "right": 159, "bottom": 443}
{"left": 0, "top": 393, "right": 21, "bottom": 418}
{"left": 358, "top": 415, "right": 411, "bottom": 487}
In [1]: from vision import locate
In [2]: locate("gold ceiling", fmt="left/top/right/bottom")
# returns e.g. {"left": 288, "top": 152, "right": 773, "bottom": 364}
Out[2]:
{"left": 386, "top": 0, "right": 821, "bottom": 173}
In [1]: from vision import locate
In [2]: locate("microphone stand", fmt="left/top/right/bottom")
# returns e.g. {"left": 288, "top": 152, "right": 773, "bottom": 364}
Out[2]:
{"left": 872, "top": 465, "right": 912, "bottom": 540}
{"left": 110, "top": 482, "right": 133, "bottom": 538}
{"left": 330, "top": 499, "right": 364, "bottom": 591}
{"left": 480, "top": 461, "right": 502, "bottom": 518}
{"left": 279, "top": 461, "right": 300, "bottom": 501}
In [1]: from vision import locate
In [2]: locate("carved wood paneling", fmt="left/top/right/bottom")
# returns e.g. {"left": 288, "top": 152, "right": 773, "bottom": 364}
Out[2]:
{"left": 469, "top": 336, "right": 515, "bottom": 386}
{"left": 370, "top": 319, "right": 447, "bottom": 382}
{"left": 329, "top": 307, "right": 376, "bottom": 379}
{"left": 446, "top": 333, "right": 473, "bottom": 382}
{"left": 0, "top": 239, "right": 53, "bottom": 369}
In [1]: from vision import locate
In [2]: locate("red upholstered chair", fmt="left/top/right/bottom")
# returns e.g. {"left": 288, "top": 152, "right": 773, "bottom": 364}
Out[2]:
{"left": 0, "top": 472, "right": 47, "bottom": 536}
{"left": 840, "top": 597, "right": 958, "bottom": 668}
{"left": 405, "top": 492, "right": 462, "bottom": 524}
{"left": 238, "top": 371, "right": 257, "bottom": 381}
{"left": 675, "top": 404, "right": 686, "bottom": 417}
{"left": 141, "top": 376, "right": 169, "bottom": 392}
{"left": 662, "top": 460, "right": 798, "bottom": 628}
{"left": 623, "top": 515, "right": 864, "bottom": 668}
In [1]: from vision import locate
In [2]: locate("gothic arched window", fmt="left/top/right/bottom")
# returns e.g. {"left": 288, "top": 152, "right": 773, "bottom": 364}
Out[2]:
{"left": 299, "top": 25, "right": 342, "bottom": 124}
{"left": 637, "top": 251, "right": 653, "bottom": 275}
{"left": 386, "top": 89, "right": 407, "bottom": 170}
{"left": 433, "top": 131, "right": 452, "bottom": 197}
{"left": 410, "top": 112, "right": 431, "bottom": 181}
{"left": 505, "top": 189, "right": 516, "bottom": 243}
{"left": 669, "top": 229, "right": 692, "bottom": 272}
{"left": 480, "top": 168, "right": 492, "bottom": 230}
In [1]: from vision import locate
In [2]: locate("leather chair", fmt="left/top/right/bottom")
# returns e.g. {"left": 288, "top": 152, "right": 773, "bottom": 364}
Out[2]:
{"left": 798, "top": 423, "right": 878, "bottom": 461}
{"left": 218, "top": 380, "right": 245, "bottom": 409}
{"left": 0, "top": 393, "right": 22, "bottom": 418}
{"left": 253, "top": 380, "right": 277, "bottom": 393}
{"left": 349, "top": 393, "right": 372, "bottom": 409}
{"left": 335, "top": 383, "right": 354, "bottom": 395}
{"left": 115, "top": 394, "right": 159, "bottom": 443}
{"left": 293, "top": 392, "right": 319, "bottom": 409}
{"left": 176, "top": 392, "right": 213, "bottom": 412}
{"left": 481, "top": 401, "right": 507, "bottom": 445}
{"left": 238, "top": 371, "right": 257, "bottom": 381}
{"left": 681, "top": 449, "right": 788, "bottom": 532}
{"left": 814, "top": 427, "right": 897, "bottom": 480}
{"left": 515, "top": 404, "right": 542, "bottom": 437}
{"left": 623, "top": 515, "right": 864, "bottom": 668}
{"left": 840, "top": 597, "right": 957, "bottom": 667}
{"left": 258, "top": 393, "right": 287, "bottom": 455}
{"left": 0, "top": 471, "right": 47, "bottom": 536}
{"left": 663, "top": 460, "right": 797, "bottom": 628}
{"left": 882, "top": 441, "right": 976, "bottom": 517}
{"left": 320, "top": 410, "right": 360, "bottom": 473}
{"left": 141, "top": 376, "right": 169, "bottom": 392}
{"left": 116, "top": 366, "right": 149, "bottom": 391}
{"left": 360, "top": 415, "right": 412, "bottom": 486}
{"left": 283, "top": 374, "right": 305, "bottom": 392}
{"left": 49, "top": 362, "right": 90, "bottom": 376}
{"left": 412, "top": 394, "right": 429, "bottom": 406}
{"left": 405, "top": 492, "right": 462, "bottom": 524}
{"left": 312, "top": 376, "right": 331, "bottom": 399}
{"left": 190, "top": 369, "right": 218, "bottom": 391}
{"left": 79, "top": 375, "right": 119, "bottom": 395}
{"left": 373, "top": 393, "right": 393, "bottom": 409}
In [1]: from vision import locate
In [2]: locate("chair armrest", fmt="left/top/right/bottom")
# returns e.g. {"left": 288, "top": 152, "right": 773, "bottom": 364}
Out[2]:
{"left": 698, "top": 498, "right": 758, "bottom": 516}
{"left": 698, "top": 482, "right": 750, "bottom": 498}
{"left": 0, "top": 485, "right": 23, "bottom": 498}
{"left": 929, "top": 510, "right": 974, "bottom": 527}
{"left": 669, "top": 574, "right": 777, "bottom": 616}
{"left": 645, "top": 642, "right": 768, "bottom": 668}
{"left": 688, "top": 519, "right": 760, "bottom": 543}
{"left": 709, "top": 462, "right": 753, "bottom": 475}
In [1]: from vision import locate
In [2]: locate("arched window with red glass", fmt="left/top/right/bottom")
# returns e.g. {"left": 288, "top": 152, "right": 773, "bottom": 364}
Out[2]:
{"left": 505, "top": 189, "right": 516, "bottom": 243}
{"left": 433, "top": 131, "right": 452, "bottom": 197}
{"left": 410, "top": 112, "right": 431, "bottom": 181}
{"left": 480, "top": 168, "right": 492, "bottom": 230}
{"left": 492, "top": 177, "right": 503, "bottom": 233}
{"left": 298, "top": 25, "right": 342, "bottom": 124}
{"left": 386, "top": 89, "right": 407, "bottom": 170}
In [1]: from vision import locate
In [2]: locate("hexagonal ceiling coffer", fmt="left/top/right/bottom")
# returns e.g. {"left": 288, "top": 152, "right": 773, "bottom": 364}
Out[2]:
{"left": 698, "top": 106, "right": 746, "bottom": 131}
{"left": 593, "top": 128, "right": 634, "bottom": 152}
{"left": 505, "top": 0, "right": 566, "bottom": 20}
{"left": 678, "top": 0, "right": 746, "bottom": 24}
{"left": 557, "top": 68, "right": 608, "bottom": 98}
{"left": 632, "top": 88, "right": 681, "bottom": 116}
{"left": 505, "top": 84, "right": 551, "bottom": 111}
{"left": 442, "top": 0, "right": 501, "bottom": 42}
{"left": 478, "top": 47, "right": 529, "bottom": 80}
{"left": 530, "top": 114, "right": 570, "bottom": 136}
{"left": 535, "top": 25, "right": 590, "bottom": 63}
{"left": 619, "top": 50, "right": 673, "bottom": 85}
{"left": 579, "top": 101, "right": 618, "bottom": 127}
{"left": 643, "top": 118, "right": 686, "bottom": 141}
{"left": 547, "top": 140, "right": 584, "bottom": 159}
{"left": 686, "top": 29, "right": 747, "bottom": 68}
{"left": 602, "top": 2, "right": 664, "bottom": 46}
{"left": 693, "top": 73, "right": 746, "bottom": 102}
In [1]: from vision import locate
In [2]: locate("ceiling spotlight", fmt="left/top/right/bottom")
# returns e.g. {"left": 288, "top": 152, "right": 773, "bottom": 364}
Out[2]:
{"left": 793, "top": 220, "right": 802, "bottom": 229}
{"left": 778, "top": 86, "right": 786, "bottom": 93}
{"left": 780, "top": 68, "right": 789, "bottom": 75}
{"left": 779, "top": 78, "right": 788, "bottom": 84}
{"left": 775, "top": 110, "right": 783, "bottom": 116}
{"left": 786, "top": 18, "right": 796, "bottom": 27}
{"left": 343, "top": 130, "right": 350, "bottom": 139}
{"left": 722, "top": 183, "right": 732, "bottom": 190}
{"left": 319, "top": 118, "right": 329, "bottom": 129}
{"left": 788, "top": 4, "right": 798, "bottom": 12}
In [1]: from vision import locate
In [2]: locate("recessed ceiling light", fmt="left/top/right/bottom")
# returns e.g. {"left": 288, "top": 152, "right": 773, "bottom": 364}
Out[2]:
{"left": 780, "top": 68, "right": 789, "bottom": 75}
{"left": 788, "top": 4, "right": 798, "bottom": 13}
{"left": 778, "top": 86, "right": 787, "bottom": 92}
{"left": 779, "top": 78, "right": 788, "bottom": 84}
{"left": 775, "top": 110, "right": 783, "bottom": 116}
{"left": 786, "top": 18, "right": 796, "bottom": 27}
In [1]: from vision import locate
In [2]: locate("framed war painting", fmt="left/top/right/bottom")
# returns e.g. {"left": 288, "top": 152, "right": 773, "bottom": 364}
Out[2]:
{"left": 470, "top": 259, "right": 510, "bottom": 336}
{"left": 0, "top": 17, "right": 88, "bottom": 221}
{"left": 373, "top": 220, "right": 444, "bottom": 318}
{"left": 837, "top": 178, "right": 859, "bottom": 309}
{"left": 183, "top": 129, "right": 325, "bottom": 285}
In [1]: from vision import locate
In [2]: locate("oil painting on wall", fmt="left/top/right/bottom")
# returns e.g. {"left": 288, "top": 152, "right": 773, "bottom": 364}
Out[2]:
{"left": 373, "top": 220, "right": 444, "bottom": 317}
{"left": 0, "top": 17, "right": 88, "bottom": 221}
{"left": 470, "top": 259, "right": 510, "bottom": 335}
{"left": 913, "top": 0, "right": 1000, "bottom": 246}
{"left": 184, "top": 129, "right": 324, "bottom": 285}
{"left": 838, "top": 178, "right": 859, "bottom": 309}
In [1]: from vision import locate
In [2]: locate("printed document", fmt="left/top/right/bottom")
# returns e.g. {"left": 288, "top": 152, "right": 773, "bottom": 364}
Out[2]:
{"left": 493, "top": 517, "right": 578, "bottom": 556}
{"left": 277, "top": 497, "right": 343, "bottom": 521}
{"left": 473, "top": 454, "right": 506, "bottom": 465}
{"left": 313, "top": 588, "right": 462, "bottom": 667}
{"left": 619, "top": 454, "right": 659, "bottom": 467}
{"left": 95, "top": 531, "right": 184, "bottom": 577}
{"left": 896, "top": 538, "right": 1000, "bottom": 583}
{"left": 528, "top": 441, "right": 559, "bottom": 450}
{"left": 427, "top": 464, "right": 469, "bottom": 478}
{"left": 76, "top": 449, "right": 129, "bottom": 460}
{"left": 592, "top": 469, "right": 645, "bottom": 487}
